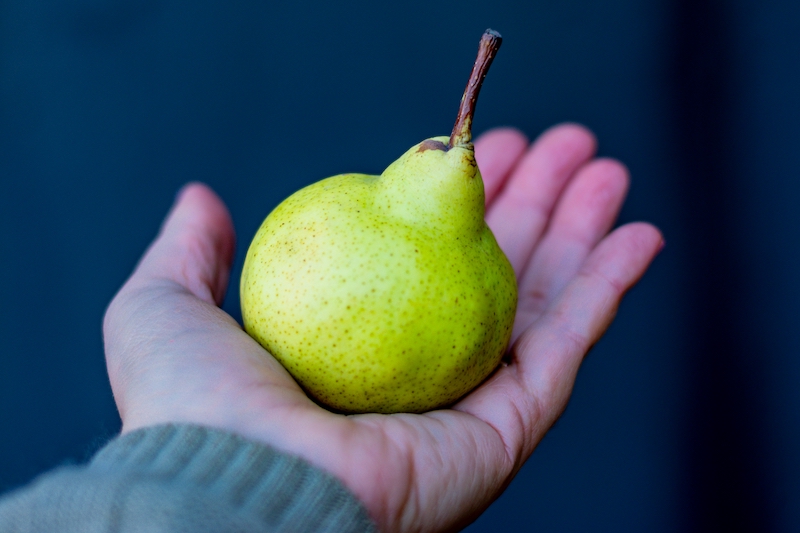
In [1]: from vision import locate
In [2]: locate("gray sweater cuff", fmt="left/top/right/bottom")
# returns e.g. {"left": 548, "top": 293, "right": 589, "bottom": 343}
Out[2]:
{"left": 0, "top": 424, "right": 377, "bottom": 533}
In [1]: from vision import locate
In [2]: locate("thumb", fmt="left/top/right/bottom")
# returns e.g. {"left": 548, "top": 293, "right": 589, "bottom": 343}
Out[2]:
{"left": 127, "top": 183, "right": 236, "bottom": 305}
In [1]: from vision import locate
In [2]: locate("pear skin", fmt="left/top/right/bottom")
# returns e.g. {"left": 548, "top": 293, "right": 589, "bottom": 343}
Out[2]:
{"left": 240, "top": 30, "right": 516, "bottom": 413}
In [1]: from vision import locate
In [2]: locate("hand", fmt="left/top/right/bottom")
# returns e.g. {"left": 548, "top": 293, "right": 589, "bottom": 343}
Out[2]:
{"left": 103, "top": 124, "right": 663, "bottom": 533}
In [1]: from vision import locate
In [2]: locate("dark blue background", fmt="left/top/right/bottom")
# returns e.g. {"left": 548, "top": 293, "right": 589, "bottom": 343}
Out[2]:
{"left": 1, "top": 1, "right": 798, "bottom": 531}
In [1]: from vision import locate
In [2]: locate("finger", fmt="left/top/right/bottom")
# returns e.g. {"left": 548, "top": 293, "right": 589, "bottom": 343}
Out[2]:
{"left": 102, "top": 184, "right": 303, "bottom": 427}
{"left": 474, "top": 127, "right": 529, "bottom": 206}
{"left": 128, "top": 182, "right": 236, "bottom": 305}
{"left": 486, "top": 123, "right": 597, "bottom": 275}
{"left": 517, "top": 222, "right": 663, "bottom": 421}
{"left": 514, "top": 158, "right": 629, "bottom": 336}
{"left": 457, "top": 222, "right": 663, "bottom": 457}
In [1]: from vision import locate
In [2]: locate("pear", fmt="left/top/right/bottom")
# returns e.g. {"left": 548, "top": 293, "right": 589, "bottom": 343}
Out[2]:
{"left": 240, "top": 30, "right": 516, "bottom": 413}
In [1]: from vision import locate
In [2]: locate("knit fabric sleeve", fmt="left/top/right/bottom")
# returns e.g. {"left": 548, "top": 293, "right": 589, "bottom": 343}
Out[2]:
{"left": 0, "top": 424, "right": 377, "bottom": 533}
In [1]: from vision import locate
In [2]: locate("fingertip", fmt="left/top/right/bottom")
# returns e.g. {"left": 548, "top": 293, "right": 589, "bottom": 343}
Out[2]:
{"left": 173, "top": 182, "right": 234, "bottom": 241}
{"left": 175, "top": 182, "right": 232, "bottom": 224}
{"left": 562, "top": 157, "right": 631, "bottom": 215}
{"left": 585, "top": 222, "right": 664, "bottom": 289}
{"left": 475, "top": 127, "right": 530, "bottom": 204}
{"left": 134, "top": 183, "right": 236, "bottom": 305}
{"left": 589, "top": 157, "right": 630, "bottom": 184}
{"left": 584, "top": 158, "right": 631, "bottom": 216}
{"left": 538, "top": 122, "right": 598, "bottom": 158}
{"left": 624, "top": 222, "right": 665, "bottom": 254}
{"left": 475, "top": 126, "right": 529, "bottom": 149}
{"left": 507, "top": 122, "right": 598, "bottom": 199}
{"left": 626, "top": 222, "right": 665, "bottom": 271}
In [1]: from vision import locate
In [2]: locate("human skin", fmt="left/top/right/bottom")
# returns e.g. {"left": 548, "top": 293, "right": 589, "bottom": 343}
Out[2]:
{"left": 103, "top": 124, "right": 663, "bottom": 533}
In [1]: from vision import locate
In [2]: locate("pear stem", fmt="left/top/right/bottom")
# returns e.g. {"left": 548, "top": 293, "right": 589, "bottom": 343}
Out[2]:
{"left": 449, "top": 29, "right": 503, "bottom": 149}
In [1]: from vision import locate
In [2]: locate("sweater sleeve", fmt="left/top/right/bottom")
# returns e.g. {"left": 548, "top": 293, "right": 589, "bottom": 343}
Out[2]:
{"left": 0, "top": 424, "right": 377, "bottom": 533}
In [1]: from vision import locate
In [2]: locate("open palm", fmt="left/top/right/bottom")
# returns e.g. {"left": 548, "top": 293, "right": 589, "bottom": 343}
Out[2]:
{"left": 103, "top": 124, "right": 662, "bottom": 533}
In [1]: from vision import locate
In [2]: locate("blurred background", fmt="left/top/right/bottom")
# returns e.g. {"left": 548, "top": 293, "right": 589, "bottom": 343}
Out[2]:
{"left": 1, "top": 0, "right": 798, "bottom": 531}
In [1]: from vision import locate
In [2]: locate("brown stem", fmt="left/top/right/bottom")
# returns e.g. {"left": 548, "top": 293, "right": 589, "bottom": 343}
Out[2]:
{"left": 449, "top": 29, "right": 503, "bottom": 148}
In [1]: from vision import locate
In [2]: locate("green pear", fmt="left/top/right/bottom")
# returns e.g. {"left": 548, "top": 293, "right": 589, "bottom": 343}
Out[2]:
{"left": 240, "top": 30, "right": 516, "bottom": 413}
